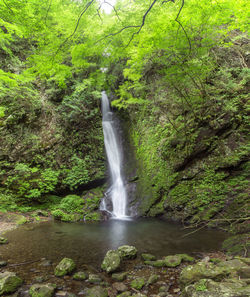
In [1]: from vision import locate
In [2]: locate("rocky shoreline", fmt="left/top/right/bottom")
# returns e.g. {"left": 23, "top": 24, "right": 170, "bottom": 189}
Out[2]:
{"left": 0, "top": 238, "right": 249, "bottom": 297}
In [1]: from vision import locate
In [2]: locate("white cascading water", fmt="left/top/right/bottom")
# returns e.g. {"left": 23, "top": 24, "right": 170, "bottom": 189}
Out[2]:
{"left": 101, "top": 91, "right": 128, "bottom": 219}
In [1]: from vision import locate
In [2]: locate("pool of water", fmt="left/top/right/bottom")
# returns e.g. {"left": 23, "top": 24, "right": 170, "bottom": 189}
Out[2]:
{"left": 0, "top": 218, "right": 227, "bottom": 268}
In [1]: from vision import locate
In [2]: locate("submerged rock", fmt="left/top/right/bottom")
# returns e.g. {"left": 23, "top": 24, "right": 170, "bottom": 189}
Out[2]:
{"left": 130, "top": 277, "right": 145, "bottom": 290}
{"left": 0, "top": 261, "right": 7, "bottom": 268}
{"left": 112, "top": 272, "right": 128, "bottom": 281}
{"left": 86, "top": 286, "right": 108, "bottom": 297}
{"left": 118, "top": 245, "right": 137, "bottom": 260}
{"left": 0, "top": 271, "right": 23, "bottom": 295}
{"left": 101, "top": 250, "right": 121, "bottom": 273}
{"left": 72, "top": 271, "right": 88, "bottom": 281}
{"left": 112, "top": 282, "right": 128, "bottom": 292}
{"left": 54, "top": 258, "right": 76, "bottom": 277}
{"left": 141, "top": 253, "right": 156, "bottom": 261}
{"left": 164, "top": 255, "right": 182, "bottom": 267}
{"left": 180, "top": 262, "right": 231, "bottom": 286}
{"left": 88, "top": 274, "right": 102, "bottom": 284}
{"left": 29, "top": 283, "right": 56, "bottom": 297}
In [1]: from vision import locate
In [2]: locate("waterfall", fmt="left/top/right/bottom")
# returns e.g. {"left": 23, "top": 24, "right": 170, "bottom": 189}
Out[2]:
{"left": 101, "top": 91, "right": 128, "bottom": 219}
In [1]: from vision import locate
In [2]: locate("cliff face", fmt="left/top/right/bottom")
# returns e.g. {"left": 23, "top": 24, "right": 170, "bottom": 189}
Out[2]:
{"left": 118, "top": 32, "right": 249, "bottom": 239}
{"left": 0, "top": 36, "right": 105, "bottom": 204}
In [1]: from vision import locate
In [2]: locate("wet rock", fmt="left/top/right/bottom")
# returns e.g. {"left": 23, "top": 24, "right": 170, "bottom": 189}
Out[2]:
{"left": 118, "top": 245, "right": 137, "bottom": 260}
{"left": 101, "top": 250, "right": 121, "bottom": 273}
{"left": 164, "top": 255, "right": 182, "bottom": 267}
{"left": 131, "top": 294, "right": 147, "bottom": 297}
{"left": 177, "top": 254, "right": 195, "bottom": 262}
{"left": 112, "top": 272, "right": 128, "bottom": 281}
{"left": 54, "top": 258, "right": 76, "bottom": 277}
{"left": 217, "top": 259, "right": 250, "bottom": 278}
{"left": 182, "top": 278, "right": 250, "bottom": 297}
{"left": 72, "top": 271, "right": 88, "bottom": 281}
{"left": 112, "top": 282, "right": 128, "bottom": 292}
{"left": 88, "top": 274, "right": 102, "bottom": 284}
{"left": 180, "top": 262, "right": 231, "bottom": 286}
{"left": 130, "top": 277, "right": 145, "bottom": 290}
{"left": 0, "top": 271, "right": 23, "bottom": 295}
{"left": 40, "top": 260, "right": 52, "bottom": 267}
{"left": 144, "top": 260, "right": 165, "bottom": 267}
{"left": 34, "top": 276, "right": 49, "bottom": 283}
{"left": 141, "top": 253, "right": 156, "bottom": 261}
{"left": 159, "top": 285, "right": 170, "bottom": 292}
{"left": 86, "top": 286, "right": 108, "bottom": 297}
{"left": 147, "top": 274, "right": 159, "bottom": 286}
{"left": 0, "top": 237, "right": 8, "bottom": 244}
{"left": 55, "top": 291, "right": 76, "bottom": 297}
{"left": 0, "top": 261, "right": 7, "bottom": 267}
{"left": 29, "top": 283, "right": 56, "bottom": 297}
{"left": 117, "top": 292, "right": 131, "bottom": 297}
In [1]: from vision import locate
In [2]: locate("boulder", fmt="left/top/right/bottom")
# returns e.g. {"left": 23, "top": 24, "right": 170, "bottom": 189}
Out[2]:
{"left": 180, "top": 262, "right": 231, "bottom": 286}
{"left": 0, "top": 271, "right": 23, "bottom": 295}
{"left": 118, "top": 245, "right": 137, "bottom": 260}
{"left": 112, "top": 272, "right": 128, "bottom": 281}
{"left": 218, "top": 259, "right": 250, "bottom": 278}
{"left": 86, "top": 286, "right": 108, "bottom": 297}
{"left": 141, "top": 253, "right": 156, "bottom": 261}
{"left": 101, "top": 250, "right": 121, "bottom": 273}
{"left": 72, "top": 271, "right": 87, "bottom": 281}
{"left": 29, "top": 283, "right": 56, "bottom": 297}
{"left": 182, "top": 278, "right": 250, "bottom": 297}
{"left": 54, "top": 258, "right": 76, "bottom": 277}
{"left": 164, "top": 255, "right": 182, "bottom": 267}
{"left": 130, "top": 277, "right": 145, "bottom": 290}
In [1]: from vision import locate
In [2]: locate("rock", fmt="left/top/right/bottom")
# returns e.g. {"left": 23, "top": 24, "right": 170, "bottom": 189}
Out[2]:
{"left": 86, "top": 286, "right": 108, "bottom": 297}
{"left": 217, "top": 259, "right": 250, "bottom": 278}
{"left": 54, "top": 258, "right": 76, "bottom": 277}
{"left": 112, "top": 272, "right": 128, "bottom": 281}
{"left": 131, "top": 294, "right": 147, "bottom": 297}
{"left": 88, "top": 274, "right": 102, "bottom": 284}
{"left": 0, "top": 237, "right": 8, "bottom": 244}
{"left": 164, "top": 255, "right": 182, "bottom": 267}
{"left": 34, "top": 276, "right": 49, "bottom": 283}
{"left": 182, "top": 278, "right": 250, "bottom": 297}
{"left": 0, "top": 261, "right": 7, "bottom": 267}
{"left": 177, "top": 254, "right": 195, "bottom": 262}
{"left": 0, "top": 271, "right": 23, "bottom": 295}
{"left": 117, "top": 292, "right": 131, "bottom": 297}
{"left": 144, "top": 260, "right": 165, "bottom": 267}
{"left": 101, "top": 250, "right": 121, "bottom": 273}
{"left": 112, "top": 282, "right": 128, "bottom": 292}
{"left": 147, "top": 274, "right": 159, "bottom": 286}
{"left": 235, "top": 257, "right": 250, "bottom": 265}
{"left": 29, "top": 284, "right": 56, "bottom": 297}
{"left": 72, "top": 271, "right": 88, "bottom": 280}
{"left": 130, "top": 277, "right": 145, "bottom": 290}
{"left": 39, "top": 260, "right": 52, "bottom": 267}
{"left": 180, "top": 262, "right": 231, "bottom": 286}
{"left": 118, "top": 245, "right": 137, "bottom": 260}
{"left": 141, "top": 253, "right": 156, "bottom": 261}
{"left": 159, "top": 285, "right": 170, "bottom": 292}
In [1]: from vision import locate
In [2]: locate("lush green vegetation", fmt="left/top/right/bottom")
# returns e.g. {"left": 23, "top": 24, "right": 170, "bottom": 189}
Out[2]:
{"left": 0, "top": 0, "right": 249, "bottom": 237}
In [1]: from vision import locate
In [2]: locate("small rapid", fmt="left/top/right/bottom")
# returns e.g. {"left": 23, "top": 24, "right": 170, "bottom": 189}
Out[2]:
{"left": 101, "top": 91, "right": 128, "bottom": 219}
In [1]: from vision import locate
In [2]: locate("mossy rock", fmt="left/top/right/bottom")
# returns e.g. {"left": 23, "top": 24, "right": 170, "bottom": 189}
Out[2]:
{"left": 112, "top": 272, "right": 128, "bottom": 281}
{"left": 180, "top": 262, "right": 232, "bottom": 286}
{"left": 0, "top": 237, "right": 8, "bottom": 244}
{"left": 88, "top": 274, "right": 102, "bottom": 284}
{"left": 0, "top": 271, "right": 23, "bottom": 295}
{"left": 178, "top": 254, "right": 195, "bottom": 262}
{"left": 29, "top": 283, "right": 56, "bottom": 297}
{"left": 54, "top": 258, "right": 76, "bottom": 276}
{"left": 144, "top": 260, "right": 165, "bottom": 267}
{"left": 117, "top": 292, "right": 131, "bottom": 297}
{"left": 164, "top": 255, "right": 182, "bottom": 267}
{"left": 141, "top": 253, "right": 156, "bottom": 261}
{"left": 101, "top": 250, "right": 121, "bottom": 273}
{"left": 130, "top": 277, "right": 145, "bottom": 290}
{"left": 118, "top": 245, "right": 137, "bottom": 260}
{"left": 147, "top": 274, "right": 159, "bottom": 285}
{"left": 86, "top": 286, "right": 108, "bottom": 297}
{"left": 72, "top": 271, "right": 88, "bottom": 280}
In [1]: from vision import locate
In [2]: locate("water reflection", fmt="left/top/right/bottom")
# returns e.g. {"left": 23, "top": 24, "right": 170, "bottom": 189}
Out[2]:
{"left": 0, "top": 219, "right": 227, "bottom": 267}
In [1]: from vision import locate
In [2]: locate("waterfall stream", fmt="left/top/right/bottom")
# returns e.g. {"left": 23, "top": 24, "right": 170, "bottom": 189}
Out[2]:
{"left": 101, "top": 91, "right": 128, "bottom": 219}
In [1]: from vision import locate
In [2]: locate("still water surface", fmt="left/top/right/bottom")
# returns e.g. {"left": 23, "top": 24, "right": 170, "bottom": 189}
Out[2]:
{"left": 1, "top": 219, "right": 227, "bottom": 267}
